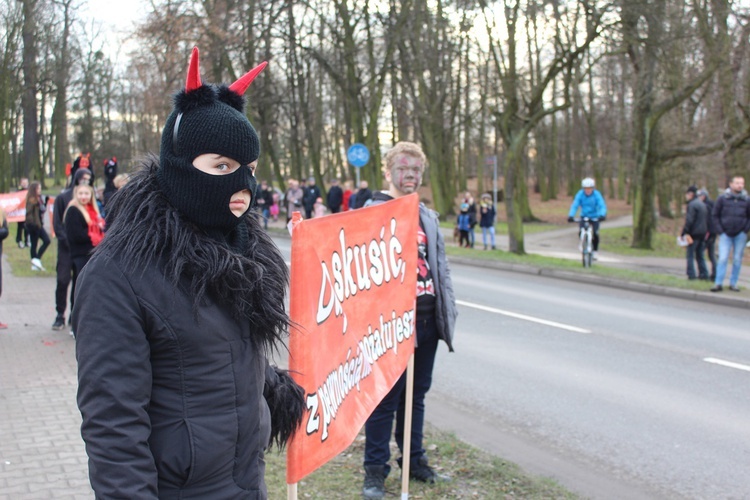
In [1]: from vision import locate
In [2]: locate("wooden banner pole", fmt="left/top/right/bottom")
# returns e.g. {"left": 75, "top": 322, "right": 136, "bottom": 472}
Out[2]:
{"left": 400, "top": 353, "right": 416, "bottom": 500}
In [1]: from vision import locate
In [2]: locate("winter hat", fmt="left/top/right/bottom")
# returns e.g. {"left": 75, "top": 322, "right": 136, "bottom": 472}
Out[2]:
{"left": 696, "top": 188, "right": 709, "bottom": 198}
{"left": 686, "top": 185, "right": 698, "bottom": 195}
{"left": 460, "top": 202, "right": 469, "bottom": 211}
{"left": 74, "top": 168, "right": 93, "bottom": 186}
{"left": 158, "top": 47, "right": 266, "bottom": 233}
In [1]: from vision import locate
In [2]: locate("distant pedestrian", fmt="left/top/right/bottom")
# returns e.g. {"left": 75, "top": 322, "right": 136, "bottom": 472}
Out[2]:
{"left": 313, "top": 197, "right": 327, "bottom": 218}
{"left": 15, "top": 177, "right": 29, "bottom": 248}
{"left": 302, "top": 176, "right": 321, "bottom": 219}
{"left": 697, "top": 189, "right": 717, "bottom": 281}
{"left": 479, "top": 193, "right": 496, "bottom": 250}
{"left": 710, "top": 175, "right": 750, "bottom": 292}
{"left": 462, "top": 192, "right": 477, "bottom": 248}
{"left": 285, "top": 178, "right": 304, "bottom": 223}
{"left": 342, "top": 180, "right": 354, "bottom": 211}
{"left": 681, "top": 185, "right": 708, "bottom": 280}
{"left": 0, "top": 207, "right": 8, "bottom": 329}
{"left": 25, "top": 182, "right": 50, "bottom": 272}
{"left": 102, "top": 157, "right": 118, "bottom": 206}
{"left": 456, "top": 203, "right": 472, "bottom": 247}
{"left": 327, "top": 178, "right": 343, "bottom": 213}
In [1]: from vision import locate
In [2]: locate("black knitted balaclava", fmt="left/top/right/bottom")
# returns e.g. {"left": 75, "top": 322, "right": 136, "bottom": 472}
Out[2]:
{"left": 157, "top": 47, "right": 266, "bottom": 233}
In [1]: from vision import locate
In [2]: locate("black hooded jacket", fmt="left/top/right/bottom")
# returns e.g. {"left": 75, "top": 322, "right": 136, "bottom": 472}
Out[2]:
{"left": 74, "top": 159, "right": 303, "bottom": 499}
{"left": 712, "top": 188, "right": 750, "bottom": 237}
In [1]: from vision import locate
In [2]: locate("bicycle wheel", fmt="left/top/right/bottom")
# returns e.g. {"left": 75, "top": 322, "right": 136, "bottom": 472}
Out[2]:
{"left": 583, "top": 250, "right": 592, "bottom": 268}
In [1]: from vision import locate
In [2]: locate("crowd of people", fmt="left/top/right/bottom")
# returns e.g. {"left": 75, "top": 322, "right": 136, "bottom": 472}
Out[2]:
{"left": 682, "top": 176, "right": 750, "bottom": 292}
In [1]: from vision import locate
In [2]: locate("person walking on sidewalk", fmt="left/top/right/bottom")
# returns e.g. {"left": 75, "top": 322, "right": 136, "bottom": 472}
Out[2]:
{"left": 74, "top": 48, "right": 303, "bottom": 499}
{"left": 697, "top": 189, "right": 718, "bottom": 281}
{"left": 362, "top": 141, "right": 457, "bottom": 499}
{"left": 24, "top": 182, "right": 50, "bottom": 272}
{"left": 710, "top": 175, "right": 750, "bottom": 292}
{"left": 567, "top": 177, "right": 607, "bottom": 260}
{"left": 681, "top": 186, "right": 709, "bottom": 280}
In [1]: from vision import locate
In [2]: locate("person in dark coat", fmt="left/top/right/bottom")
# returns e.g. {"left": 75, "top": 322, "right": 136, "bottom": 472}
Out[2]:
{"left": 326, "top": 178, "right": 343, "bottom": 213}
{"left": 710, "top": 175, "right": 750, "bottom": 292}
{"left": 697, "top": 189, "right": 718, "bottom": 281}
{"left": 302, "top": 176, "right": 321, "bottom": 219}
{"left": 102, "top": 156, "right": 118, "bottom": 206}
{"left": 74, "top": 47, "right": 304, "bottom": 499}
{"left": 681, "top": 185, "right": 708, "bottom": 280}
{"left": 63, "top": 183, "right": 104, "bottom": 335}
{"left": 52, "top": 168, "right": 92, "bottom": 331}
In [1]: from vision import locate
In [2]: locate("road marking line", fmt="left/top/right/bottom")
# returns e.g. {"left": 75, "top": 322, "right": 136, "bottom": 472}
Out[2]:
{"left": 703, "top": 357, "right": 750, "bottom": 373}
{"left": 456, "top": 300, "right": 591, "bottom": 333}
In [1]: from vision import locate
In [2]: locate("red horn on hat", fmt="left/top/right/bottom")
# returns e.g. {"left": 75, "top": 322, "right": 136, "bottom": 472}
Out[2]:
{"left": 228, "top": 61, "right": 268, "bottom": 96}
{"left": 185, "top": 47, "right": 202, "bottom": 92}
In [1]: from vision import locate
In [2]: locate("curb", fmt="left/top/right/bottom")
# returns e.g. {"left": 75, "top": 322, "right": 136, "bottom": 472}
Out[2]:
{"left": 447, "top": 256, "right": 750, "bottom": 310}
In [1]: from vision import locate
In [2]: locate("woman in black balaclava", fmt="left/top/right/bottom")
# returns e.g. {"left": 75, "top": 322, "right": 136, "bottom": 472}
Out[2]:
{"left": 74, "top": 47, "right": 304, "bottom": 499}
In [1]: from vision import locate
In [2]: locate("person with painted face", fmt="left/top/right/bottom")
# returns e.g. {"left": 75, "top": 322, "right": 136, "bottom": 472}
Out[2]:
{"left": 74, "top": 48, "right": 304, "bottom": 499}
{"left": 362, "top": 141, "right": 457, "bottom": 499}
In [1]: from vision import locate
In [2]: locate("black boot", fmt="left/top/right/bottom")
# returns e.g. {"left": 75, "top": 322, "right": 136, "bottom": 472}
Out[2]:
{"left": 362, "top": 465, "right": 386, "bottom": 499}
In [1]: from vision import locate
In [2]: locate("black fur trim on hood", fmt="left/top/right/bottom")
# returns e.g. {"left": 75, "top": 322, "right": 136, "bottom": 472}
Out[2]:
{"left": 98, "top": 155, "right": 289, "bottom": 350}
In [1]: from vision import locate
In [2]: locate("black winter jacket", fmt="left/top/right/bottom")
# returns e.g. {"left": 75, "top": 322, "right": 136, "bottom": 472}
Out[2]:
{"left": 682, "top": 198, "right": 708, "bottom": 238}
{"left": 712, "top": 189, "right": 750, "bottom": 237}
{"left": 63, "top": 207, "right": 94, "bottom": 261}
{"left": 74, "top": 160, "right": 303, "bottom": 499}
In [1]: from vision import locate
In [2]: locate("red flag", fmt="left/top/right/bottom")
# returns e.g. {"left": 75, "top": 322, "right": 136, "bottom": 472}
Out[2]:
{"left": 286, "top": 193, "right": 420, "bottom": 484}
{"left": 0, "top": 191, "right": 28, "bottom": 222}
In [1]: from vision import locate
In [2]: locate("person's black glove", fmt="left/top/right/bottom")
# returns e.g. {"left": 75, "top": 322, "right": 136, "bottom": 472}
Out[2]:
{"left": 600, "top": 215, "right": 606, "bottom": 221}
{"left": 567, "top": 216, "right": 574, "bottom": 223}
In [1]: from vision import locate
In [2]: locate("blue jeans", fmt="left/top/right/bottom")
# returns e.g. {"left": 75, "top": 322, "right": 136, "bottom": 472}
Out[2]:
{"left": 686, "top": 237, "right": 708, "bottom": 279}
{"left": 715, "top": 232, "right": 748, "bottom": 287}
{"left": 364, "top": 315, "right": 439, "bottom": 474}
{"left": 481, "top": 226, "right": 495, "bottom": 247}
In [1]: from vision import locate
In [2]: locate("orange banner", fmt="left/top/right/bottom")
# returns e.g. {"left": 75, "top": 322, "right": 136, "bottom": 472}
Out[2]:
{"left": 286, "top": 193, "right": 420, "bottom": 484}
{"left": 0, "top": 191, "right": 28, "bottom": 222}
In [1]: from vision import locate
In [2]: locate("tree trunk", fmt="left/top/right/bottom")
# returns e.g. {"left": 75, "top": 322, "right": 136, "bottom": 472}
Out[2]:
{"left": 21, "top": 0, "right": 39, "bottom": 180}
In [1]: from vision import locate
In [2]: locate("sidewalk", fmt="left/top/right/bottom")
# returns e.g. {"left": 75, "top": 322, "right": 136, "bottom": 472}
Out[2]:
{"left": 0, "top": 258, "right": 92, "bottom": 498}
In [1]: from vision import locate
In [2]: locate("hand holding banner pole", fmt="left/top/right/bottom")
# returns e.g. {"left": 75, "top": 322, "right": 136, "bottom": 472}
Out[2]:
{"left": 400, "top": 353, "right": 416, "bottom": 499}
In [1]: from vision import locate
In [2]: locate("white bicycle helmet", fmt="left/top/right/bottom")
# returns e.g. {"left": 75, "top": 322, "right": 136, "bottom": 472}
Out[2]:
{"left": 581, "top": 177, "right": 595, "bottom": 188}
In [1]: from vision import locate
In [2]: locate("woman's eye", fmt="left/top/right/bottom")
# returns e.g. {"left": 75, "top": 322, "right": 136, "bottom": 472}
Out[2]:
{"left": 247, "top": 164, "right": 256, "bottom": 175}
{"left": 216, "top": 163, "right": 231, "bottom": 172}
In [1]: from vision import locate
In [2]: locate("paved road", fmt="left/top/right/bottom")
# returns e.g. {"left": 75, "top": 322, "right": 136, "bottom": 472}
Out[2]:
{"left": 426, "top": 262, "right": 750, "bottom": 500}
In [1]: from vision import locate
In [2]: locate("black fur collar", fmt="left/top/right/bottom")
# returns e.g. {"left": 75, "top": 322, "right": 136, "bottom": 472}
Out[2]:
{"left": 97, "top": 156, "right": 288, "bottom": 350}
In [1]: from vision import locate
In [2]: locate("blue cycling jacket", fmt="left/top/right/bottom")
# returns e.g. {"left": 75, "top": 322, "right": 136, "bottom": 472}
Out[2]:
{"left": 568, "top": 189, "right": 607, "bottom": 219}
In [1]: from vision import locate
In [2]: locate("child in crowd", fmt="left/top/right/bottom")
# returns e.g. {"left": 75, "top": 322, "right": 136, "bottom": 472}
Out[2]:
{"left": 457, "top": 202, "right": 472, "bottom": 248}
{"left": 313, "top": 196, "right": 327, "bottom": 218}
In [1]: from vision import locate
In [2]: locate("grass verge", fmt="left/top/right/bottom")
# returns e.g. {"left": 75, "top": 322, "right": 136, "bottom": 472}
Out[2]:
{"left": 265, "top": 425, "right": 577, "bottom": 499}
{"left": 4, "top": 235, "right": 58, "bottom": 277}
{"left": 445, "top": 245, "right": 713, "bottom": 291}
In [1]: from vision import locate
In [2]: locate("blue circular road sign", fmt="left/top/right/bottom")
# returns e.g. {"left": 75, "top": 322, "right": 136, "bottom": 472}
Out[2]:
{"left": 347, "top": 143, "right": 370, "bottom": 168}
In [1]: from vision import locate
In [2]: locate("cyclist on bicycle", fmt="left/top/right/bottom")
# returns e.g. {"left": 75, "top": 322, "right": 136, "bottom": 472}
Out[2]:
{"left": 568, "top": 177, "right": 607, "bottom": 259}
